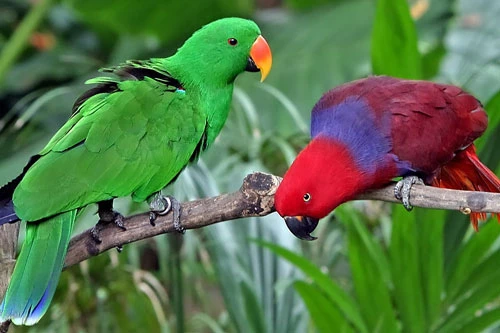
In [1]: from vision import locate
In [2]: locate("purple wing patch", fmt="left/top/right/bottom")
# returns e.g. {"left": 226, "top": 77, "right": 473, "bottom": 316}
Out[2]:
{"left": 311, "top": 96, "right": 411, "bottom": 175}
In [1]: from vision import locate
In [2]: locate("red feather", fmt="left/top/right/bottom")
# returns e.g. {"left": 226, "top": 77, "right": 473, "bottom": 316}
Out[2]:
{"left": 430, "top": 144, "right": 500, "bottom": 230}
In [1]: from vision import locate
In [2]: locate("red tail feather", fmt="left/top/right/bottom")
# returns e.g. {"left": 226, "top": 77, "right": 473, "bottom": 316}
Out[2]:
{"left": 431, "top": 144, "right": 500, "bottom": 230}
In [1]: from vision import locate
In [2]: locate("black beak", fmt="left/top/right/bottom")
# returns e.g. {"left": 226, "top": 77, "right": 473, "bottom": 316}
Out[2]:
{"left": 284, "top": 216, "right": 319, "bottom": 241}
{"left": 245, "top": 57, "right": 259, "bottom": 72}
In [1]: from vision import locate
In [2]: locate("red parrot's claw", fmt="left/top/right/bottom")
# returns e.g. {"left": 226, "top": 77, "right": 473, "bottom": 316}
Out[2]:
{"left": 394, "top": 176, "right": 424, "bottom": 211}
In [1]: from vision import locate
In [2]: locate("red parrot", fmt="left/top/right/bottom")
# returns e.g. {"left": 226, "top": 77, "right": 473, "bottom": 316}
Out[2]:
{"left": 274, "top": 76, "right": 500, "bottom": 240}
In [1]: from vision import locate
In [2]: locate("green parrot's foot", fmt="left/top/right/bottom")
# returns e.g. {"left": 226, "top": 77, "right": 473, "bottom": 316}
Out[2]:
{"left": 394, "top": 175, "right": 424, "bottom": 211}
{"left": 90, "top": 224, "right": 104, "bottom": 244}
{"left": 90, "top": 200, "right": 127, "bottom": 244}
{"left": 90, "top": 212, "right": 126, "bottom": 244}
{"left": 149, "top": 195, "right": 184, "bottom": 233}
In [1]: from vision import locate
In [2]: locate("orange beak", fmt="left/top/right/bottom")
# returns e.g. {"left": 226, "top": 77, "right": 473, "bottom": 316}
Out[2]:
{"left": 249, "top": 35, "right": 272, "bottom": 82}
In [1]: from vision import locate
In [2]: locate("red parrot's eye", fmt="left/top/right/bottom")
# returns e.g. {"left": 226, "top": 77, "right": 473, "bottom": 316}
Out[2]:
{"left": 228, "top": 38, "right": 238, "bottom": 46}
{"left": 303, "top": 193, "right": 311, "bottom": 202}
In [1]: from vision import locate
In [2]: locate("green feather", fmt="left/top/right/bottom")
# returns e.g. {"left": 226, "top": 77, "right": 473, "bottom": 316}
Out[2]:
{"left": 0, "top": 210, "right": 76, "bottom": 325}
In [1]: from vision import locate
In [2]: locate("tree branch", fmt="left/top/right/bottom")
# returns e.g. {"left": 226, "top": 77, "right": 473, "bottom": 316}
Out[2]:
{"left": 62, "top": 171, "right": 500, "bottom": 269}
{"left": 64, "top": 172, "right": 279, "bottom": 268}
{"left": 0, "top": 223, "right": 19, "bottom": 333}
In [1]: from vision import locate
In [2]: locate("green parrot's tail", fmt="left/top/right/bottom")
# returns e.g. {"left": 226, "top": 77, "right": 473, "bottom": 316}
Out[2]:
{"left": 0, "top": 210, "right": 76, "bottom": 325}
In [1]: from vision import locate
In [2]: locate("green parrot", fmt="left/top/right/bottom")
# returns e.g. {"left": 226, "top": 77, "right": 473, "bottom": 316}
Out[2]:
{"left": 0, "top": 17, "right": 272, "bottom": 325}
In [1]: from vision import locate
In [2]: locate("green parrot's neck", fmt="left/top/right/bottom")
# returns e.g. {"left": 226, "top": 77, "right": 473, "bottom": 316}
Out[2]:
{"left": 162, "top": 56, "right": 235, "bottom": 145}
{"left": 203, "top": 84, "right": 234, "bottom": 145}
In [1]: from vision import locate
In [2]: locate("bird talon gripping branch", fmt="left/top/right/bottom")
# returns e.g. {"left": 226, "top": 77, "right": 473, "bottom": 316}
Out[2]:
{"left": 148, "top": 193, "right": 171, "bottom": 216}
{"left": 394, "top": 176, "right": 424, "bottom": 211}
{"left": 148, "top": 194, "right": 183, "bottom": 233}
{"left": 90, "top": 200, "right": 127, "bottom": 244}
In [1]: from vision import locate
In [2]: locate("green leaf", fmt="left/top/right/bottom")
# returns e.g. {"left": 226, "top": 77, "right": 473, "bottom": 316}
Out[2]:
{"left": 475, "top": 90, "right": 500, "bottom": 152}
{"left": 437, "top": 0, "right": 500, "bottom": 102}
{"left": 421, "top": 43, "right": 446, "bottom": 79}
{"left": 65, "top": 0, "right": 254, "bottom": 43}
{"left": 437, "top": 268, "right": 500, "bottom": 332}
{"left": 415, "top": 209, "right": 445, "bottom": 328}
{"left": 284, "top": 0, "right": 344, "bottom": 10}
{"left": 445, "top": 221, "right": 500, "bottom": 305}
{"left": 390, "top": 207, "right": 440, "bottom": 332}
{"left": 344, "top": 211, "right": 399, "bottom": 333}
{"left": 257, "top": 240, "right": 369, "bottom": 333}
{"left": 294, "top": 281, "right": 354, "bottom": 333}
{"left": 335, "top": 207, "right": 391, "bottom": 286}
{"left": 240, "top": 280, "right": 266, "bottom": 333}
{"left": 438, "top": 230, "right": 500, "bottom": 331}
{"left": 371, "top": 0, "right": 422, "bottom": 78}
{"left": 454, "top": 307, "right": 500, "bottom": 333}
{"left": 457, "top": 249, "right": 500, "bottom": 301}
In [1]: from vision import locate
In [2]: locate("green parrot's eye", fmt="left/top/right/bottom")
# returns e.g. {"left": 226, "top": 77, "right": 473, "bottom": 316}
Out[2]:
{"left": 303, "top": 193, "right": 311, "bottom": 202}
{"left": 228, "top": 38, "right": 238, "bottom": 46}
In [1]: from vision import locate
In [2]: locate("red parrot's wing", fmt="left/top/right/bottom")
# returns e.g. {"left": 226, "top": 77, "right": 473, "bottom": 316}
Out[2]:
{"left": 365, "top": 77, "right": 487, "bottom": 176}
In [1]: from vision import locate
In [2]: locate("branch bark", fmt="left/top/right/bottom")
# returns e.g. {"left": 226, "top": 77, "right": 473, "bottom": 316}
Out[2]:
{"left": 0, "top": 223, "right": 19, "bottom": 333}
{"left": 62, "top": 171, "right": 500, "bottom": 269}
{"left": 64, "top": 172, "right": 279, "bottom": 268}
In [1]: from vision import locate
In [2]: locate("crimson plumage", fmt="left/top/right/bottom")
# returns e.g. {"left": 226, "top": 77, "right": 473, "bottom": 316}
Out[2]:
{"left": 275, "top": 76, "right": 500, "bottom": 239}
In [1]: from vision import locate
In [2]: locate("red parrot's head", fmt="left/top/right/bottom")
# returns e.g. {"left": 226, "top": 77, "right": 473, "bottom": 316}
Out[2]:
{"left": 275, "top": 137, "right": 366, "bottom": 240}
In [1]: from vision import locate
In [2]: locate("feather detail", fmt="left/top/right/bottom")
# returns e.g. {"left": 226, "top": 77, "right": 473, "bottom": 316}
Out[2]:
{"left": 0, "top": 155, "right": 41, "bottom": 225}
{"left": 311, "top": 94, "right": 411, "bottom": 176}
{"left": 0, "top": 210, "right": 76, "bottom": 325}
{"left": 72, "top": 60, "right": 182, "bottom": 116}
{"left": 431, "top": 144, "right": 500, "bottom": 230}
{"left": 0, "top": 201, "right": 17, "bottom": 226}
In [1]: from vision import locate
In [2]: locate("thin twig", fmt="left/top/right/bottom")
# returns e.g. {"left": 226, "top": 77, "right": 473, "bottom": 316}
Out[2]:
{"left": 62, "top": 172, "right": 500, "bottom": 268}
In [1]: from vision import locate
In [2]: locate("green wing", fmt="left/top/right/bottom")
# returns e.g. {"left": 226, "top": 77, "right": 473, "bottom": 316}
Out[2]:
{"left": 14, "top": 63, "right": 207, "bottom": 222}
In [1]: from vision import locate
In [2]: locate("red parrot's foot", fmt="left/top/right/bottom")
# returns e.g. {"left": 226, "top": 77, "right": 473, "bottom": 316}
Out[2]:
{"left": 394, "top": 176, "right": 424, "bottom": 211}
{"left": 149, "top": 194, "right": 184, "bottom": 233}
{"left": 91, "top": 199, "right": 127, "bottom": 244}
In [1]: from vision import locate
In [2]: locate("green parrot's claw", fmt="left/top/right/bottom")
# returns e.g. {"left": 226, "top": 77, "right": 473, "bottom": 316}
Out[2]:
{"left": 394, "top": 176, "right": 424, "bottom": 211}
{"left": 148, "top": 195, "right": 170, "bottom": 226}
{"left": 91, "top": 200, "right": 127, "bottom": 245}
{"left": 149, "top": 195, "right": 184, "bottom": 233}
{"left": 90, "top": 226, "right": 103, "bottom": 244}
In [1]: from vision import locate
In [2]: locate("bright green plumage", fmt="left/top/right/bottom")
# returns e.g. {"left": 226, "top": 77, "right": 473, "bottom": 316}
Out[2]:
{"left": 0, "top": 17, "right": 271, "bottom": 325}
{"left": 1, "top": 211, "right": 76, "bottom": 325}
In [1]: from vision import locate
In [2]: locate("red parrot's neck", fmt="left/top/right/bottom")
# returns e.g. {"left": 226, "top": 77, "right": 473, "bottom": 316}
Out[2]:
{"left": 312, "top": 139, "right": 368, "bottom": 217}
{"left": 277, "top": 137, "right": 399, "bottom": 219}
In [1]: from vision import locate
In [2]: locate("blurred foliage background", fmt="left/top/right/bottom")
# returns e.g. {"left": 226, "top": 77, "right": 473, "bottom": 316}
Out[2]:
{"left": 2, "top": 0, "right": 500, "bottom": 332}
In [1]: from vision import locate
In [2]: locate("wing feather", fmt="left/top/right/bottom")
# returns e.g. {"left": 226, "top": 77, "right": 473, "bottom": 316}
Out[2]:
{"left": 14, "top": 64, "right": 204, "bottom": 221}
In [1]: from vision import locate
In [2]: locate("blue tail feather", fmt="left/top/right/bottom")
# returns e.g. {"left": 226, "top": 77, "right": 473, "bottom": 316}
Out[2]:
{"left": 0, "top": 200, "right": 19, "bottom": 226}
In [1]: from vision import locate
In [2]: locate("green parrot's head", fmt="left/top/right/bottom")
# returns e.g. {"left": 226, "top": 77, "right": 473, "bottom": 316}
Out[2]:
{"left": 171, "top": 17, "right": 272, "bottom": 87}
